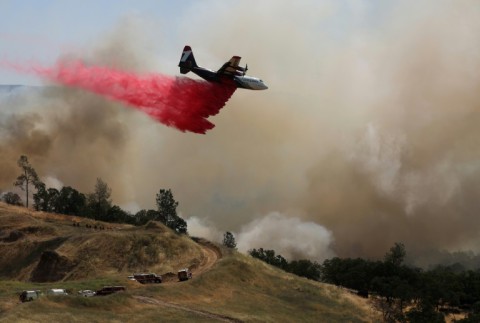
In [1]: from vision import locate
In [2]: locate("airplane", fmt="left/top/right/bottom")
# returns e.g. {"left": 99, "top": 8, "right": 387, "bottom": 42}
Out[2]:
{"left": 178, "top": 46, "right": 268, "bottom": 90}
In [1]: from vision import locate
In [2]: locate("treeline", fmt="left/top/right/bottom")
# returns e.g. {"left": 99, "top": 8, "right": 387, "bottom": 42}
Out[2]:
{"left": 250, "top": 242, "right": 480, "bottom": 322}
{"left": 33, "top": 181, "right": 187, "bottom": 234}
{"left": 1, "top": 156, "right": 187, "bottom": 234}
{"left": 249, "top": 248, "right": 322, "bottom": 281}
{"left": 322, "top": 243, "right": 480, "bottom": 322}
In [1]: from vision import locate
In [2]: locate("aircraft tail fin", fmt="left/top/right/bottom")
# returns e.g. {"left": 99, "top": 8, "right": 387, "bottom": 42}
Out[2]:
{"left": 178, "top": 45, "right": 198, "bottom": 74}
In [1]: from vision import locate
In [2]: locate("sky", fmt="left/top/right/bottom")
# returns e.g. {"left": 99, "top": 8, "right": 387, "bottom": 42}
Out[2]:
{"left": 1, "top": 0, "right": 480, "bottom": 266}
{"left": 0, "top": 0, "right": 193, "bottom": 84}
{"left": 0, "top": 0, "right": 390, "bottom": 84}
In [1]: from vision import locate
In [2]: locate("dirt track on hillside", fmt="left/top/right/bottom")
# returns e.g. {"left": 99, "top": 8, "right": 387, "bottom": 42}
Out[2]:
{"left": 133, "top": 240, "right": 235, "bottom": 321}
{"left": 160, "top": 238, "right": 221, "bottom": 284}
{"left": 193, "top": 239, "right": 222, "bottom": 275}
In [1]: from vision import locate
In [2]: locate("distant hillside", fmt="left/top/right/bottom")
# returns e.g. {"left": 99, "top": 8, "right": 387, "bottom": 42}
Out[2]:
{"left": 0, "top": 202, "right": 380, "bottom": 322}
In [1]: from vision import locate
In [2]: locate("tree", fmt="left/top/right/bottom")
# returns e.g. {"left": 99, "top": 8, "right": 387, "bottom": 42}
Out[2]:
{"left": 133, "top": 209, "right": 150, "bottom": 226}
{"left": 2, "top": 192, "right": 23, "bottom": 206}
{"left": 249, "top": 248, "right": 289, "bottom": 270}
{"left": 33, "top": 185, "right": 59, "bottom": 212}
{"left": 384, "top": 242, "right": 406, "bottom": 267}
{"left": 422, "top": 265, "right": 464, "bottom": 309}
{"left": 287, "top": 259, "right": 322, "bottom": 281}
{"left": 33, "top": 182, "right": 48, "bottom": 211}
{"left": 55, "top": 186, "right": 87, "bottom": 216}
{"left": 87, "top": 178, "right": 112, "bottom": 220}
{"left": 321, "top": 257, "right": 377, "bottom": 294}
{"left": 156, "top": 189, "right": 178, "bottom": 226}
{"left": 106, "top": 205, "right": 131, "bottom": 223}
{"left": 155, "top": 189, "right": 187, "bottom": 234}
{"left": 133, "top": 209, "right": 162, "bottom": 226}
{"left": 34, "top": 184, "right": 87, "bottom": 216}
{"left": 223, "top": 231, "right": 237, "bottom": 249}
{"left": 173, "top": 217, "right": 188, "bottom": 234}
{"left": 14, "top": 155, "right": 41, "bottom": 208}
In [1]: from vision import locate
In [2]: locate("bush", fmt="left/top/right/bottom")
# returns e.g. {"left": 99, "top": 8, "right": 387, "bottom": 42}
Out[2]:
{"left": 2, "top": 192, "right": 23, "bottom": 206}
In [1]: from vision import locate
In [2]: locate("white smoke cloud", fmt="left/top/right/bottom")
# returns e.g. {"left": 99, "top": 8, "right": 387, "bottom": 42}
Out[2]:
{"left": 42, "top": 176, "right": 64, "bottom": 190}
{"left": 237, "top": 212, "right": 335, "bottom": 262}
{"left": 186, "top": 212, "right": 335, "bottom": 262}
{"left": 185, "top": 216, "right": 222, "bottom": 242}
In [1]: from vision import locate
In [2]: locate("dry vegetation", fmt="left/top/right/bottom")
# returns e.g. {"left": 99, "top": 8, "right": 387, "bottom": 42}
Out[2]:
{"left": 0, "top": 202, "right": 381, "bottom": 322}
{"left": 0, "top": 202, "right": 204, "bottom": 281}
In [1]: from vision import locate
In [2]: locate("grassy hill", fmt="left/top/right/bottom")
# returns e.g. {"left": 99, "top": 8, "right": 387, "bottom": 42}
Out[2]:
{"left": 0, "top": 202, "right": 380, "bottom": 322}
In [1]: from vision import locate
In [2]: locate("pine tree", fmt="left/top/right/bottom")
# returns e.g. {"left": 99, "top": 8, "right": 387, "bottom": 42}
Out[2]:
{"left": 155, "top": 189, "right": 187, "bottom": 234}
{"left": 156, "top": 189, "right": 179, "bottom": 227}
{"left": 87, "top": 178, "right": 112, "bottom": 220}
{"left": 14, "top": 155, "right": 41, "bottom": 208}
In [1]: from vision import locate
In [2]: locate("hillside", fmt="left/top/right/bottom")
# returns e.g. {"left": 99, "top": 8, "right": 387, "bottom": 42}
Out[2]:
{"left": 0, "top": 203, "right": 207, "bottom": 282}
{"left": 0, "top": 202, "right": 380, "bottom": 322}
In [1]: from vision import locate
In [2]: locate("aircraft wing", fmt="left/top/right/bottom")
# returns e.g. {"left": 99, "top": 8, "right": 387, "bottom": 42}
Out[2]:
{"left": 217, "top": 56, "right": 243, "bottom": 76}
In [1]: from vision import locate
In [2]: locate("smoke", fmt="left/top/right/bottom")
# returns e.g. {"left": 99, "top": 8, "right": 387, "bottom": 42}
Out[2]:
{"left": 42, "top": 176, "right": 64, "bottom": 190}
{"left": 296, "top": 1, "right": 480, "bottom": 258}
{"left": 237, "top": 213, "right": 334, "bottom": 262}
{"left": 0, "top": 17, "right": 146, "bottom": 201}
{"left": 185, "top": 216, "right": 222, "bottom": 242}
{"left": 186, "top": 213, "right": 334, "bottom": 261}
{"left": 155, "top": 0, "right": 480, "bottom": 261}
{"left": 2, "top": 1, "right": 480, "bottom": 263}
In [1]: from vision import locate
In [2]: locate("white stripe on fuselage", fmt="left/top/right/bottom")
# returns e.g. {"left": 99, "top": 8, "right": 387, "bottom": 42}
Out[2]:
{"left": 235, "top": 75, "right": 267, "bottom": 90}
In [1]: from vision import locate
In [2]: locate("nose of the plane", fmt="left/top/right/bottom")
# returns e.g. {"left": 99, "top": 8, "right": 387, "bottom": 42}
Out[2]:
{"left": 262, "top": 82, "right": 268, "bottom": 90}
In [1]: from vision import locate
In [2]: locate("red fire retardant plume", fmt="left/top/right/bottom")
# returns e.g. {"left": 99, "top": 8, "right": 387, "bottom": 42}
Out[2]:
{"left": 35, "top": 61, "right": 237, "bottom": 134}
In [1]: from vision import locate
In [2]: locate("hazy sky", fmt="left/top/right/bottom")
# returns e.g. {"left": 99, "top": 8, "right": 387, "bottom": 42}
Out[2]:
{"left": 0, "top": 0, "right": 390, "bottom": 84}
{"left": 0, "top": 0, "right": 195, "bottom": 84}
{"left": 1, "top": 1, "right": 480, "bottom": 264}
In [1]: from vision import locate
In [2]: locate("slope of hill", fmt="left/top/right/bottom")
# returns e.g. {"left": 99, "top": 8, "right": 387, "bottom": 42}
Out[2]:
{"left": 0, "top": 203, "right": 206, "bottom": 282}
{"left": 0, "top": 203, "right": 380, "bottom": 322}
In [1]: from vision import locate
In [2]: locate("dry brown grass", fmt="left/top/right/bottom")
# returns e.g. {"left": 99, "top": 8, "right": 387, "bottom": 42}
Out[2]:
{"left": 0, "top": 202, "right": 206, "bottom": 282}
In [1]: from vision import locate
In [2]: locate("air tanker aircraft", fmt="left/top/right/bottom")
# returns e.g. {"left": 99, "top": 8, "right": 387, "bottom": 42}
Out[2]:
{"left": 178, "top": 46, "right": 268, "bottom": 90}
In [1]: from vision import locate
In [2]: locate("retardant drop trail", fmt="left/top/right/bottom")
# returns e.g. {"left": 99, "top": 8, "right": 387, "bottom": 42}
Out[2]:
{"left": 35, "top": 61, "right": 237, "bottom": 134}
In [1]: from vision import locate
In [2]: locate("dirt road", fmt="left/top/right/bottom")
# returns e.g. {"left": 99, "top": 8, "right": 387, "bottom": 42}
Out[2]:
{"left": 192, "top": 238, "right": 222, "bottom": 276}
{"left": 156, "top": 238, "right": 222, "bottom": 285}
{"left": 133, "top": 239, "right": 238, "bottom": 321}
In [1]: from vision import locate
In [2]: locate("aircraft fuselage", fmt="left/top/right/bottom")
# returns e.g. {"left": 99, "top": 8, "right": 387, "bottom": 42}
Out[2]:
{"left": 179, "top": 46, "right": 268, "bottom": 90}
{"left": 189, "top": 67, "right": 267, "bottom": 90}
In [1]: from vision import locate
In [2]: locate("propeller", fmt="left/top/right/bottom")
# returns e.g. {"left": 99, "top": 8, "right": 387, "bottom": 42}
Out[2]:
{"left": 244, "top": 64, "right": 248, "bottom": 76}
